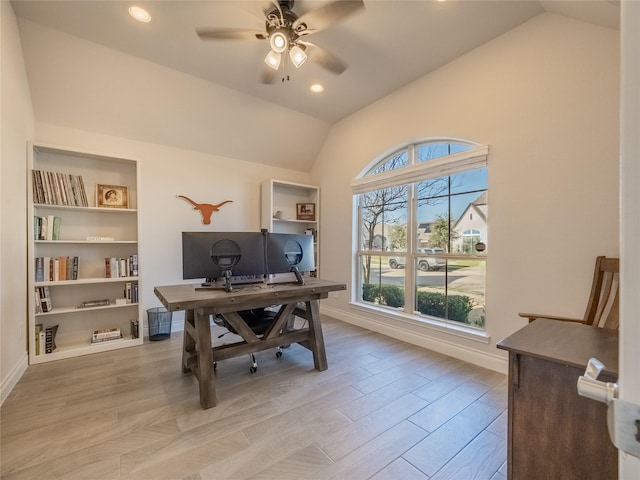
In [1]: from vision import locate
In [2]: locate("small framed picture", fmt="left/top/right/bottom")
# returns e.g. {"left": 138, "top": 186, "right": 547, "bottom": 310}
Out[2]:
{"left": 296, "top": 203, "right": 316, "bottom": 221}
{"left": 97, "top": 184, "right": 129, "bottom": 208}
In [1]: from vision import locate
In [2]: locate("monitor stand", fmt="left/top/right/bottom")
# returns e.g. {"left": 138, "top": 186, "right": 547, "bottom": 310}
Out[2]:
{"left": 291, "top": 266, "right": 305, "bottom": 286}
{"left": 195, "top": 271, "right": 233, "bottom": 292}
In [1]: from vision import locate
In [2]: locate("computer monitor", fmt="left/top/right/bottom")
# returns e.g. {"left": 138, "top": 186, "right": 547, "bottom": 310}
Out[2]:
{"left": 265, "top": 233, "right": 315, "bottom": 284}
{"left": 181, "top": 232, "right": 266, "bottom": 290}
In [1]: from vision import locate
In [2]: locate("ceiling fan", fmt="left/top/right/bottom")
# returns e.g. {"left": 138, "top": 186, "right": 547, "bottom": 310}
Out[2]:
{"left": 196, "top": 0, "right": 365, "bottom": 84}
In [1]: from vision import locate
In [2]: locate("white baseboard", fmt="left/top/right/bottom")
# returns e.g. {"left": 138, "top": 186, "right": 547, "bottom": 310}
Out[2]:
{"left": 1, "top": 353, "right": 28, "bottom": 406}
{"left": 320, "top": 305, "right": 508, "bottom": 375}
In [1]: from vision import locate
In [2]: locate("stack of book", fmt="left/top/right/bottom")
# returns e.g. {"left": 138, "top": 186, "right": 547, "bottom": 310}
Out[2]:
{"left": 77, "top": 299, "right": 110, "bottom": 309}
{"left": 105, "top": 255, "right": 139, "bottom": 278}
{"left": 91, "top": 328, "right": 123, "bottom": 345}
{"left": 34, "top": 286, "right": 53, "bottom": 313}
{"left": 34, "top": 215, "right": 62, "bottom": 240}
{"left": 35, "top": 324, "right": 58, "bottom": 354}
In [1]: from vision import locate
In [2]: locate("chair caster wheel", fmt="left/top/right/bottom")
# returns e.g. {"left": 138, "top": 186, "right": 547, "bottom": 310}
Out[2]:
{"left": 213, "top": 362, "right": 217, "bottom": 370}
{"left": 276, "top": 350, "right": 283, "bottom": 358}
{"left": 250, "top": 366, "right": 257, "bottom": 373}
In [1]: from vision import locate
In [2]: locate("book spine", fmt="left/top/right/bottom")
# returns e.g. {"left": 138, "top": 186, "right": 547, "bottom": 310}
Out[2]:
{"left": 130, "top": 319, "right": 139, "bottom": 339}
{"left": 34, "top": 287, "right": 42, "bottom": 314}
{"left": 35, "top": 257, "right": 44, "bottom": 282}
{"left": 130, "top": 254, "right": 138, "bottom": 277}
{"left": 52, "top": 216, "right": 61, "bottom": 240}
{"left": 52, "top": 258, "right": 59, "bottom": 282}
{"left": 72, "top": 256, "right": 79, "bottom": 280}
{"left": 110, "top": 257, "right": 119, "bottom": 278}
{"left": 38, "top": 330, "right": 46, "bottom": 355}
{"left": 91, "top": 335, "right": 123, "bottom": 343}
{"left": 34, "top": 216, "right": 41, "bottom": 240}
{"left": 45, "top": 327, "right": 52, "bottom": 353}
{"left": 40, "top": 286, "right": 52, "bottom": 312}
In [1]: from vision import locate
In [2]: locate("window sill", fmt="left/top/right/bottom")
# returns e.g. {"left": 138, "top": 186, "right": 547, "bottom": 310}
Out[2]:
{"left": 348, "top": 301, "right": 491, "bottom": 345}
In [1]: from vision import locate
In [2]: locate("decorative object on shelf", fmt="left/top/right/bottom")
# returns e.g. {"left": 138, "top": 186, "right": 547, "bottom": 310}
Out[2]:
{"left": 296, "top": 203, "right": 315, "bottom": 221}
{"left": 77, "top": 299, "right": 110, "bottom": 308}
{"left": 177, "top": 195, "right": 233, "bottom": 225}
{"left": 97, "top": 184, "right": 129, "bottom": 208}
{"left": 45, "top": 324, "right": 58, "bottom": 353}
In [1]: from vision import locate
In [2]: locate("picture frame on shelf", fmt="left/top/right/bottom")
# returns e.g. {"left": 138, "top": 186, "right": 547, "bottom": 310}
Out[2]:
{"left": 296, "top": 203, "right": 316, "bottom": 221}
{"left": 97, "top": 184, "right": 129, "bottom": 208}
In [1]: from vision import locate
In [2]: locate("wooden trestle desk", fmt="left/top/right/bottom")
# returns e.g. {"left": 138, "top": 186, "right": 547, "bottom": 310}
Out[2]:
{"left": 154, "top": 278, "right": 346, "bottom": 409}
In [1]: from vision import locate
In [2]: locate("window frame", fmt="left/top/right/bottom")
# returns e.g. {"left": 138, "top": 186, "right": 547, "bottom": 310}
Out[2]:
{"left": 352, "top": 140, "right": 488, "bottom": 333}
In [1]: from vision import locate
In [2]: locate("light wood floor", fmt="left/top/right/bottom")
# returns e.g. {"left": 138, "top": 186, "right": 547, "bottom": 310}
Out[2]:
{"left": 1, "top": 316, "right": 507, "bottom": 480}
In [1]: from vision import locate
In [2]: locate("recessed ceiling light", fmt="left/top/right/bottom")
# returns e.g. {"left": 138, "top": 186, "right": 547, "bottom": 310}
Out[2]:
{"left": 129, "top": 6, "right": 151, "bottom": 23}
{"left": 310, "top": 84, "right": 324, "bottom": 93}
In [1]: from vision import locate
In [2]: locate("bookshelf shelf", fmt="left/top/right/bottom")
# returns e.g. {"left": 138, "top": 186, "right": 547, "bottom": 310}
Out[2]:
{"left": 30, "top": 337, "right": 141, "bottom": 365}
{"left": 34, "top": 204, "right": 137, "bottom": 214}
{"left": 35, "top": 276, "right": 140, "bottom": 287}
{"left": 35, "top": 302, "right": 139, "bottom": 317}
{"left": 27, "top": 142, "right": 142, "bottom": 363}
{"left": 35, "top": 240, "right": 137, "bottom": 244}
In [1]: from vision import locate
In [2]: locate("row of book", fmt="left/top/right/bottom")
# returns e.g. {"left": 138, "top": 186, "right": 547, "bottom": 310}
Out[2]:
{"left": 34, "top": 324, "right": 58, "bottom": 355}
{"left": 34, "top": 215, "right": 61, "bottom": 241}
{"left": 34, "top": 286, "right": 53, "bottom": 313}
{"left": 124, "top": 281, "right": 139, "bottom": 303}
{"left": 106, "top": 255, "right": 139, "bottom": 278}
{"left": 35, "top": 256, "right": 79, "bottom": 282}
{"left": 32, "top": 169, "right": 88, "bottom": 206}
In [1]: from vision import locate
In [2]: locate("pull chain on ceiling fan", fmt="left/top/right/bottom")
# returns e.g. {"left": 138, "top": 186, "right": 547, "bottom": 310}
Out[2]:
{"left": 196, "top": 0, "right": 365, "bottom": 84}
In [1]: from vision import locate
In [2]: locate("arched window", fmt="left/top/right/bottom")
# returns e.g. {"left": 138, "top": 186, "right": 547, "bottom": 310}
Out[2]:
{"left": 352, "top": 140, "right": 488, "bottom": 329}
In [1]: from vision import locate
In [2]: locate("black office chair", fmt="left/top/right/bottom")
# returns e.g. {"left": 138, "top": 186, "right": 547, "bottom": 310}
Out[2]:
{"left": 213, "top": 308, "right": 283, "bottom": 373}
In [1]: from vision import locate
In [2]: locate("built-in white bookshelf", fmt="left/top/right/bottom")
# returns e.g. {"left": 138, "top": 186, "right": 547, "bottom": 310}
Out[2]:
{"left": 27, "top": 142, "right": 142, "bottom": 364}
{"left": 261, "top": 179, "right": 319, "bottom": 277}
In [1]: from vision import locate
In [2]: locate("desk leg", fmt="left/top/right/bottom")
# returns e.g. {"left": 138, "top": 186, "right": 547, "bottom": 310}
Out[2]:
{"left": 194, "top": 309, "right": 217, "bottom": 409}
{"left": 182, "top": 309, "right": 196, "bottom": 373}
{"left": 306, "top": 300, "right": 328, "bottom": 371}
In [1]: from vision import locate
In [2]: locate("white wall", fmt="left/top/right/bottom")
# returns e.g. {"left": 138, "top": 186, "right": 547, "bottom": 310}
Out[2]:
{"left": 1, "top": 1, "right": 35, "bottom": 403}
{"left": 313, "top": 13, "right": 620, "bottom": 372}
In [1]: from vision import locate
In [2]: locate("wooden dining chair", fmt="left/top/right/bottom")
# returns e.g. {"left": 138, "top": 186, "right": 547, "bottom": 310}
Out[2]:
{"left": 519, "top": 256, "right": 619, "bottom": 330}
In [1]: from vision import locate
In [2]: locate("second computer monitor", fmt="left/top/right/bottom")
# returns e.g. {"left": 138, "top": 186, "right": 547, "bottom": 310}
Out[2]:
{"left": 266, "top": 233, "right": 315, "bottom": 276}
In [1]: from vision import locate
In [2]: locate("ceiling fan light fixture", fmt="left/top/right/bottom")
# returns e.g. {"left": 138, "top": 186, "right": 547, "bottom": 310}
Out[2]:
{"left": 270, "top": 31, "right": 289, "bottom": 53}
{"left": 289, "top": 44, "right": 307, "bottom": 68}
{"left": 265, "top": 50, "right": 281, "bottom": 70}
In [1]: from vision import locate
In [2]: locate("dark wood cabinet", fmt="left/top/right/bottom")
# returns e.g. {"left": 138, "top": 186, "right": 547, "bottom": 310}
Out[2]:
{"left": 497, "top": 319, "right": 618, "bottom": 480}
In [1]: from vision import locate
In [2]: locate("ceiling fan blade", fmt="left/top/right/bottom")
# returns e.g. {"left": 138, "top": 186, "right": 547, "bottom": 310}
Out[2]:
{"left": 196, "top": 28, "right": 264, "bottom": 41}
{"left": 300, "top": 41, "right": 348, "bottom": 75}
{"left": 293, "top": 0, "right": 364, "bottom": 32}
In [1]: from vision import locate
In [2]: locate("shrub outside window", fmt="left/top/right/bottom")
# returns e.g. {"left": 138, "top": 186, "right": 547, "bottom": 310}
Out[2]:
{"left": 353, "top": 141, "right": 488, "bottom": 329}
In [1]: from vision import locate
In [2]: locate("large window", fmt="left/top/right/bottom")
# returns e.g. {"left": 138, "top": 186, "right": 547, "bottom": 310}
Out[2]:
{"left": 353, "top": 140, "right": 488, "bottom": 329}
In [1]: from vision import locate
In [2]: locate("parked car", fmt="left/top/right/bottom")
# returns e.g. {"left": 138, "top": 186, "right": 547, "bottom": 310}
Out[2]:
{"left": 388, "top": 248, "right": 446, "bottom": 271}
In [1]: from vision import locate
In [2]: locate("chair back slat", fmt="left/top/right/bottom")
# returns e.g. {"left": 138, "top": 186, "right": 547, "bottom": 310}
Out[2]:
{"left": 583, "top": 256, "right": 619, "bottom": 330}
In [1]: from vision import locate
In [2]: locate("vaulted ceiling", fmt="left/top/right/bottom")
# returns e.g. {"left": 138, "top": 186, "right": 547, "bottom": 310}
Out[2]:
{"left": 11, "top": 1, "right": 620, "bottom": 170}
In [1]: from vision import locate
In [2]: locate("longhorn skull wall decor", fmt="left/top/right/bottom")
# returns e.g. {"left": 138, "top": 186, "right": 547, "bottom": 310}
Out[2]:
{"left": 177, "top": 195, "right": 233, "bottom": 225}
